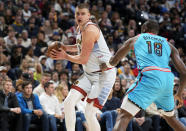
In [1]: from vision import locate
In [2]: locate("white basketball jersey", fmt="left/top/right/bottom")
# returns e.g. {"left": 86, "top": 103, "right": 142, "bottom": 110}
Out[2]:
{"left": 76, "top": 21, "right": 112, "bottom": 73}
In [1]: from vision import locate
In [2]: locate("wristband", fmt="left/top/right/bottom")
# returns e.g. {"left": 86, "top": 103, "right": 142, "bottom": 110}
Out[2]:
{"left": 106, "top": 62, "right": 114, "bottom": 68}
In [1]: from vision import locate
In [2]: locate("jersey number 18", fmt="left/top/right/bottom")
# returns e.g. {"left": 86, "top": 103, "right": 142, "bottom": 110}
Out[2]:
{"left": 146, "top": 41, "right": 162, "bottom": 56}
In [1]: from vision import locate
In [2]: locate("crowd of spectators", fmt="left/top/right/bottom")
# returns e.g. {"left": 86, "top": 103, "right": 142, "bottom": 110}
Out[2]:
{"left": 0, "top": 0, "right": 185, "bottom": 131}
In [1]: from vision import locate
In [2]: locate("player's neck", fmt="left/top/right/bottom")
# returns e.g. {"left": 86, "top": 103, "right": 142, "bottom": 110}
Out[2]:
{"left": 79, "top": 20, "right": 90, "bottom": 32}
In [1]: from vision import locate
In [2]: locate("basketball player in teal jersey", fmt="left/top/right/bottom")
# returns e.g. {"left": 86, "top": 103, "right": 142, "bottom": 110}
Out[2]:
{"left": 101, "top": 20, "right": 186, "bottom": 131}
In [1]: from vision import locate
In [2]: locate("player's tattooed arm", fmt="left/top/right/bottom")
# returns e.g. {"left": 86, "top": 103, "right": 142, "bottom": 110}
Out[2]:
{"left": 109, "top": 36, "right": 138, "bottom": 66}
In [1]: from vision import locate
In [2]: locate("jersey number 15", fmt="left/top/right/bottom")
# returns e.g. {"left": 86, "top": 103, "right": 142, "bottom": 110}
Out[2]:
{"left": 146, "top": 41, "right": 162, "bottom": 56}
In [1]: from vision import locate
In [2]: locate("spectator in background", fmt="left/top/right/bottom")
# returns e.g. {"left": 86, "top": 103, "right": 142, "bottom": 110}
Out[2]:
{"left": 98, "top": 11, "right": 112, "bottom": 27}
{"left": 54, "top": 82, "right": 68, "bottom": 130}
{"left": 4, "top": 29, "right": 17, "bottom": 53}
{"left": 33, "top": 72, "right": 51, "bottom": 96}
{"left": 52, "top": 71, "right": 59, "bottom": 88}
{"left": 112, "top": 79, "right": 125, "bottom": 100}
{"left": 0, "top": 16, "right": 8, "bottom": 37}
{"left": 102, "top": 89, "right": 121, "bottom": 112}
{"left": 40, "top": 81, "right": 63, "bottom": 131}
{"left": 22, "top": 3, "right": 31, "bottom": 22}
{"left": 43, "top": 20, "right": 53, "bottom": 38}
{"left": 12, "top": 15, "right": 24, "bottom": 34}
{"left": 26, "top": 17, "right": 39, "bottom": 38}
{"left": 20, "top": 59, "right": 30, "bottom": 73}
{"left": 17, "top": 81, "right": 49, "bottom": 131}
{"left": 33, "top": 63, "right": 43, "bottom": 82}
{"left": 35, "top": 31, "right": 48, "bottom": 57}
{"left": 10, "top": 45, "right": 23, "bottom": 69}
{"left": 0, "top": 45, "right": 8, "bottom": 65}
{"left": 4, "top": 8, "right": 14, "bottom": 25}
{"left": 0, "top": 78, "right": 22, "bottom": 131}
{"left": 21, "top": 30, "right": 31, "bottom": 49}
{"left": 55, "top": 81, "right": 68, "bottom": 122}
{"left": 119, "top": 63, "right": 135, "bottom": 85}
{"left": 54, "top": 61, "right": 64, "bottom": 73}
{"left": 105, "top": 4, "right": 112, "bottom": 19}
{"left": 59, "top": 70, "right": 69, "bottom": 86}
{"left": 58, "top": 12, "right": 72, "bottom": 31}
{"left": 39, "top": 55, "right": 47, "bottom": 72}
{"left": 27, "top": 69, "right": 40, "bottom": 89}
{"left": 132, "top": 110, "right": 152, "bottom": 131}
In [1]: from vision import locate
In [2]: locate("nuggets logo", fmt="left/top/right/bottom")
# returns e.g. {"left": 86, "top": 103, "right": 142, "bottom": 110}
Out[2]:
{"left": 76, "top": 39, "right": 82, "bottom": 45}
{"left": 74, "top": 81, "right": 79, "bottom": 85}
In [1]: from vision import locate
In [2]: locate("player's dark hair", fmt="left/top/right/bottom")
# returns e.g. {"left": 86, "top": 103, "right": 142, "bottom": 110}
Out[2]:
{"left": 143, "top": 20, "right": 159, "bottom": 34}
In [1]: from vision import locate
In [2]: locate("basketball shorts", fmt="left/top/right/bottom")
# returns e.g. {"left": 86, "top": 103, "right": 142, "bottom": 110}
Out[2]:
{"left": 71, "top": 68, "right": 116, "bottom": 109}
{"left": 121, "top": 66, "right": 175, "bottom": 115}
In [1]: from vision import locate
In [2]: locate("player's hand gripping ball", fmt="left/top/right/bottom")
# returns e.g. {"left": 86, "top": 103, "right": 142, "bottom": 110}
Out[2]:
{"left": 46, "top": 41, "right": 63, "bottom": 57}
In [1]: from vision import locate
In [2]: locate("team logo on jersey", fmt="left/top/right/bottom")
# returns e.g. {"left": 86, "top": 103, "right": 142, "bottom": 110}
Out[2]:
{"left": 74, "top": 80, "right": 79, "bottom": 85}
{"left": 76, "top": 39, "right": 82, "bottom": 45}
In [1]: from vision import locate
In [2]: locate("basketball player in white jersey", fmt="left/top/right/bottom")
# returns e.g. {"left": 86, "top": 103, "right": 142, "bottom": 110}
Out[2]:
{"left": 50, "top": 3, "right": 116, "bottom": 131}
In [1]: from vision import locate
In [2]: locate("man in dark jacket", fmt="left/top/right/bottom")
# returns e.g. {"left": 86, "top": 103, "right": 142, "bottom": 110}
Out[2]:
{"left": 17, "top": 81, "right": 49, "bottom": 131}
{"left": 0, "top": 78, "right": 22, "bottom": 131}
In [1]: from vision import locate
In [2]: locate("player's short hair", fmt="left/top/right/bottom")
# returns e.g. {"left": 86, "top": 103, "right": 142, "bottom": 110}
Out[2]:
{"left": 143, "top": 20, "right": 159, "bottom": 34}
{"left": 76, "top": 3, "right": 90, "bottom": 11}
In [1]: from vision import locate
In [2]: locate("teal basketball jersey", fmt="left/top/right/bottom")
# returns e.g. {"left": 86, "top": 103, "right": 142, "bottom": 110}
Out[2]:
{"left": 134, "top": 33, "right": 171, "bottom": 70}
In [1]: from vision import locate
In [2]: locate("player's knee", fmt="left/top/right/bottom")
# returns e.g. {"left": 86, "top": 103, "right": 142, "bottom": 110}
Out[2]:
{"left": 64, "top": 97, "right": 75, "bottom": 110}
{"left": 85, "top": 108, "right": 92, "bottom": 119}
{"left": 159, "top": 109, "right": 174, "bottom": 117}
{"left": 84, "top": 103, "right": 95, "bottom": 119}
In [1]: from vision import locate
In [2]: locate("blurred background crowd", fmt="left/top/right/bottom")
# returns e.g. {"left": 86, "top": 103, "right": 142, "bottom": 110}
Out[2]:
{"left": 0, "top": 0, "right": 185, "bottom": 131}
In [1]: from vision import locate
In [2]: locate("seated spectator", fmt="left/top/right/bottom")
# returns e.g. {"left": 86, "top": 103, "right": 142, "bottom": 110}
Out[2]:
{"left": 12, "top": 15, "right": 24, "bottom": 34}
{"left": 55, "top": 82, "right": 68, "bottom": 130}
{"left": 33, "top": 63, "right": 43, "bottom": 82}
{"left": 96, "top": 89, "right": 121, "bottom": 131}
{"left": 97, "top": 110, "right": 118, "bottom": 131}
{"left": 112, "top": 79, "right": 125, "bottom": 100}
{"left": 4, "top": 29, "right": 17, "bottom": 53}
{"left": 0, "top": 45, "right": 8, "bottom": 65}
{"left": 0, "top": 78, "right": 22, "bottom": 131}
{"left": 21, "top": 30, "right": 31, "bottom": 49}
{"left": 51, "top": 71, "right": 59, "bottom": 88}
{"left": 118, "top": 63, "right": 135, "bottom": 84}
{"left": 15, "top": 79, "right": 23, "bottom": 96}
{"left": 33, "top": 72, "right": 51, "bottom": 96}
{"left": 39, "top": 81, "right": 63, "bottom": 131}
{"left": 17, "top": 81, "right": 49, "bottom": 131}
{"left": 132, "top": 110, "right": 152, "bottom": 131}
{"left": 55, "top": 82, "right": 89, "bottom": 131}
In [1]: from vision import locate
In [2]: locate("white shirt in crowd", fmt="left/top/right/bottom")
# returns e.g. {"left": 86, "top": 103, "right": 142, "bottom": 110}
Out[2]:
{"left": 33, "top": 84, "right": 45, "bottom": 96}
{"left": 21, "top": 38, "right": 31, "bottom": 48}
{"left": 39, "top": 92, "right": 62, "bottom": 115}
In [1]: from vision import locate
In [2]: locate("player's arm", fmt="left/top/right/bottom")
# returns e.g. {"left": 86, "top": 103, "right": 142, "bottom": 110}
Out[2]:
{"left": 62, "top": 44, "right": 78, "bottom": 53}
{"left": 169, "top": 43, "right": 186, "bottom": 96}
{"left": 109, "top": 36, "right": 138, "bottom": 66}
{"left": 65, "top": 25, "right": 99, "bottom": 64}
{"left": 50, "top": 25, "right": 99, "bottom": 64}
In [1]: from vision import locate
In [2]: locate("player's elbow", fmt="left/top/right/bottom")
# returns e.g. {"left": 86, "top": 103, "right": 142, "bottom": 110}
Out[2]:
{"left": 81, "top": 59, "right": 88, "bottom": 65}
{"left": 80, "top": 57, "right": 88, "bottom": 65}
